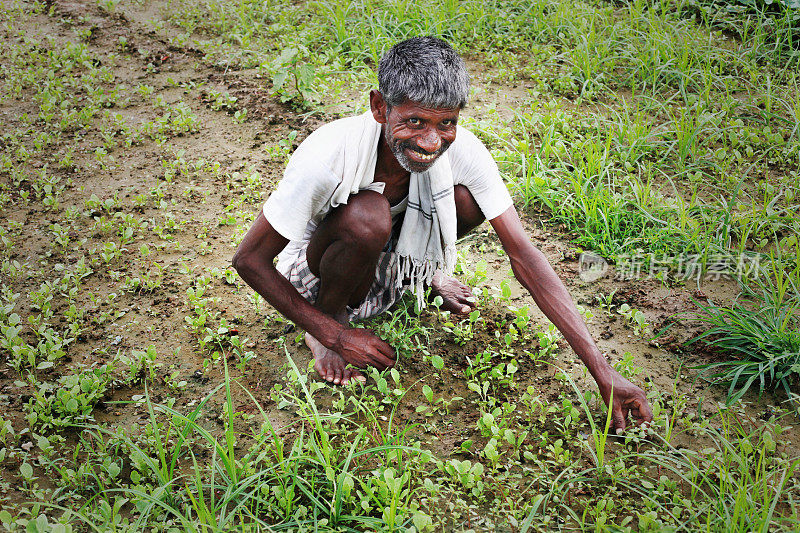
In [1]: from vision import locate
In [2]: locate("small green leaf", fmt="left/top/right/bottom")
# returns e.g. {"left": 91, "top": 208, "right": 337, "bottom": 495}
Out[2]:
{"left": 80, "top": 377, "right": 93, "bottom": 392}
{"left": 296, "top": 64, "right": 315, "bottom": 85}
{"left": 422, "top": 384, "right": 433, "bottom": 402}
{"left": 272, "top": 70, "right": 289, "bottom": 91}
{"left": 36, "top": 435, "right": 50, "bottom": 452}
{"left": 20, "top": 462, "right": 33, "bottom": 480}
{"left": 274, "top": 47, "right": 298, "bottom": 65}
{"left": 412, "top": 511, "right": 432, "bottom": 532}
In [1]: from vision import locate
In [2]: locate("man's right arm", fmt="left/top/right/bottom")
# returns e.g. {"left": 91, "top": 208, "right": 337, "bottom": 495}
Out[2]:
{"left": 232, "top": 211, "right": 396, "bottom": 370}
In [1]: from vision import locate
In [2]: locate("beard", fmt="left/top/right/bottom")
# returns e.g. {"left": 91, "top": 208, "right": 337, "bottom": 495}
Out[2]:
{"left": 385, "top": 128, "right": 451, "bottom": 173}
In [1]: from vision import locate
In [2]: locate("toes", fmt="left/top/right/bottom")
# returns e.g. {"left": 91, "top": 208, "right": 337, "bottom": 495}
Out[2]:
{"left": 318, "top": 368, "right": 333, "bottom": 384}
{"left": 314, "top": 357, "right": 335, "bottom": 384}
{"left": 313, "top": 359, "right": 326, "bottom": 378}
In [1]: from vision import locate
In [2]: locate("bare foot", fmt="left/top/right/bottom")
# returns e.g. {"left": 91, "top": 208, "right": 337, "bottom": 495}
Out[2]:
{"left": 305, "top": 333, "right": 366, "bottom": 385}
{"left": 430, "top": 270, "right": 476, "bottom": 315}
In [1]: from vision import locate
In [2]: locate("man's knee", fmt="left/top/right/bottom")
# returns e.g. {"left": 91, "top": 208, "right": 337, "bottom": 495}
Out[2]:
{"left": 337, "top": 190, "right": 392, "bottom": 249}
{"left": 312, "top": 190, "right": 391, "bottom": 254}
{"left": 455, "top": 184, "right": 484, "bottom": 237}
{"left": 307, "top": 191, "right": 391, "bottom": 278}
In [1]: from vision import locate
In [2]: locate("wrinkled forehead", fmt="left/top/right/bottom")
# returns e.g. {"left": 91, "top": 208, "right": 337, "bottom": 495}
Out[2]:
{"left": 388, "top": 99, "right": 462, "bottom": 118}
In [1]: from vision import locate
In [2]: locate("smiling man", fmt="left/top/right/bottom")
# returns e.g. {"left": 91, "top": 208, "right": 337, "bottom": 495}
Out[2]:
{"left": 233, "top": 37, "right": 652, "bottom": 431}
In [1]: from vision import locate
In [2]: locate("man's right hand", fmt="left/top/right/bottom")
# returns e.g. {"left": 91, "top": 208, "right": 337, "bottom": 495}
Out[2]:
{"left": 332, "top": 328, "right": 396, "bottom": 370}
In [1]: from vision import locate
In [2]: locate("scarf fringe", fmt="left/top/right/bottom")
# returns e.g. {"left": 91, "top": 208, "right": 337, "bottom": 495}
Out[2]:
{"left": 395, "top": 244, "right": 458, "bottom": 310}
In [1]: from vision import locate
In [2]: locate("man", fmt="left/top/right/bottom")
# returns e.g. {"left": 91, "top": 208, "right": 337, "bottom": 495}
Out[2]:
{"left": 233, "top": 37, "right": 652, "bottom": 431}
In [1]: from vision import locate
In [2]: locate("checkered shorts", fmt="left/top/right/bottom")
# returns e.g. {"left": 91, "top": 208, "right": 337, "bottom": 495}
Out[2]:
{"left": 280, "top": 240, "right": 405, "bottom": 321}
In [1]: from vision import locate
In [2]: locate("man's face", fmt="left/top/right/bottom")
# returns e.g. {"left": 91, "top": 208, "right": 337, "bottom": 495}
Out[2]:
{"left": 382, "top": 100, "right": 460, "bottom": 173}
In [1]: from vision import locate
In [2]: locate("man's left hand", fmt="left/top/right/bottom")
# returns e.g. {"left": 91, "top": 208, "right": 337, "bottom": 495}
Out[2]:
{"left": 598, "top": 371, "right": 653, "bottom": 433}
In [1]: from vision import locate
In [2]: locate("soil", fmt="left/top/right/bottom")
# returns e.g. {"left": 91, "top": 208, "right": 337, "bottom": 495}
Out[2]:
{"left": 1, "top": 0, "right": 797, "bottom": 515}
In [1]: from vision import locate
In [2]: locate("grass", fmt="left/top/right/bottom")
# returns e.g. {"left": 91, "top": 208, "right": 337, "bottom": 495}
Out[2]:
{"left": 690, "top": 280, "right": 800, "bottom": 405}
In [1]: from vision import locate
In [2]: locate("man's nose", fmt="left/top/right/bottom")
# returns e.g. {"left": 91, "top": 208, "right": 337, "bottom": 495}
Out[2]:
{"left": 416, "top": 129, "right": 441, "bottom": 153}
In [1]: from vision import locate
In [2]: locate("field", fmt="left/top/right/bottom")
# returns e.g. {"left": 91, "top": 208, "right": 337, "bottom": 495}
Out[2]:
{"left": 1, "top": 0, "right": 799, "bottom": 530}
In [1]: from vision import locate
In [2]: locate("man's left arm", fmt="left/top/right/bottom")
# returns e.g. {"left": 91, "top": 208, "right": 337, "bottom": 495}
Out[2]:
{"left": 489, "top": 206, "right": 653, "bottom": 432}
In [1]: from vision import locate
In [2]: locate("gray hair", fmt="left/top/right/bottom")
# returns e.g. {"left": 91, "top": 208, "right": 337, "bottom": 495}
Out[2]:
{"left": 378, "top": 36, "right": 470, "bottom": 109}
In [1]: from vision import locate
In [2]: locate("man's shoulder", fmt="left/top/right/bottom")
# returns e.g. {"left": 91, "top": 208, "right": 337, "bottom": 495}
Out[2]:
{"left": 448, "top": 124, "right": 493, "bottom": 163}
{"left": 453, "top": 124, "right": 487, "bottom": 148}
{"left": 300, "top": 113, "right": 371, "bottom": 148}
{"left": 288, "top": 113, "right": 372, "bottom": 168}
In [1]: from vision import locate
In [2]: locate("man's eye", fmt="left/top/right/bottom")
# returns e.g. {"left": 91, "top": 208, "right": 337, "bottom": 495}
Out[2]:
{"left": 408, "top": 118, "right": 421, "bottom": 126}
{"left": 442, "top": 119, "right": 455, "bottom": 127}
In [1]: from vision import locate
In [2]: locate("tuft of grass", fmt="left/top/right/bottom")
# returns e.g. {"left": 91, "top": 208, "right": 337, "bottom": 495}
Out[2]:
{"left": 689, "top": 283, "right": 800, "bottom": 404}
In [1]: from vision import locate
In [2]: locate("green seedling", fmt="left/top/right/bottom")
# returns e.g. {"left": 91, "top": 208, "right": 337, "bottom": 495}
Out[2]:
{"left": 443, "top": 308, "right": 482, "bottom": 346}
{"left": 268, "top": 47, "right": 316, "bottom": 107}
{"left": 617, "top": 303, "right": 649, "bottom": 336}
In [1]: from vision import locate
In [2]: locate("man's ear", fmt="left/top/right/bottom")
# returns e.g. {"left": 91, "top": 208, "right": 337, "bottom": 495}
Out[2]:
{"left": 370, "top": 90, "right": 388, "bottom": 124}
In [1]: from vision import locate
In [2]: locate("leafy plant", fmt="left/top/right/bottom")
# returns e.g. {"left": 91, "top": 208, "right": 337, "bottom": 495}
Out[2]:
{"left": 268, "top": 47, "right": 316, "bottom": 107}
{"left": 24, "top": 366, "right": 114, "bottom": 430}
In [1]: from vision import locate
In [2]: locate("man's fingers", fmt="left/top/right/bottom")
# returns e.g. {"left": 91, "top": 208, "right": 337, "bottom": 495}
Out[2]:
{"left": 443, "top": 300, "right": 469, "bottom": 315}
{"left": 370, "top": 345, "right": 395, "bottom": 369}
{"left": 631, "top": 401, "right": 653, "bottom": 425}
{"left": 626, "top": 397, "right": 654, "bottom": 426}
{"left": 637, "top": 399, "right": 654, "bottom": 424}
{"left": 377, "top": 340, "right": 397, "bottom": 361}
{"left": 461, "top": 299, "right": 475, "bottom": 313}
{"left": 612, "top": 403, "right": 627, "bottom": 434}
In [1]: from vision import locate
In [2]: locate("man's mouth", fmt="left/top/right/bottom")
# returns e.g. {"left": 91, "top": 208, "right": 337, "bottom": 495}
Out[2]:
{"left": 406, "top": 147, "right": 438, "bottom": 162}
